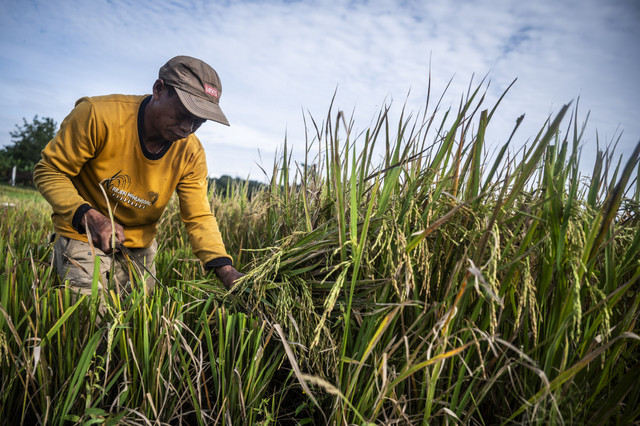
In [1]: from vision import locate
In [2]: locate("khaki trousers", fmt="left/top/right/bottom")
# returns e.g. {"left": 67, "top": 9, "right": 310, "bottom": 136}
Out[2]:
{"left": 53, "top": 236, "right": 157, "bottom": 298}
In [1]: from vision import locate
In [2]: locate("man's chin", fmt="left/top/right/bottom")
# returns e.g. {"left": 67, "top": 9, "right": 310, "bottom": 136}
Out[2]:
{"left": 167, "top": 132, "right": 188, "bottom": 142}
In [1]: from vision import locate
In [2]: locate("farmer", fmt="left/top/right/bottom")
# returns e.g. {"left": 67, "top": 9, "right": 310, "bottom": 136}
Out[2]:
{"left": 33, "top": 55, "right": 244, "bottom": 297}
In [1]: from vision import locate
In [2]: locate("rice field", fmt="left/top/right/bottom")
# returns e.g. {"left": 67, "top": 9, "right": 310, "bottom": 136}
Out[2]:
{"left": 1, "top": 81, "right": 639, "bottom": 425}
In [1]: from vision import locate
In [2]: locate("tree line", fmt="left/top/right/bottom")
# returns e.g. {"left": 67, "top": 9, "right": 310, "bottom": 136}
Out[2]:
{"left": 0, "top": 116, "right": 57, "bottom": 184}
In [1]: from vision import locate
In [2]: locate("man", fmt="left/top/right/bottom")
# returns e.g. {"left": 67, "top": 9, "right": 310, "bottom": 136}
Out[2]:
{"left": 34, "top": 55, "right": 244, "bottom": 296}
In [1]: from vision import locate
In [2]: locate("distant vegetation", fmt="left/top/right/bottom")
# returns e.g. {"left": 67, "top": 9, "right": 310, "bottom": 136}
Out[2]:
{"left": 0, "top": 116, "right": 57, "bottom": 182}
{"left": 208, "top": 175, "right": 266, "bottom": 199}
{"left": 1, "top": 81, "right": 639, "bottom": 424}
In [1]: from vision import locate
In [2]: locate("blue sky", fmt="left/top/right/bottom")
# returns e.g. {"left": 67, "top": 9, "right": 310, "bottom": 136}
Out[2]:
{"left": 1, "top": 0, "right": 638, "bottom": 181}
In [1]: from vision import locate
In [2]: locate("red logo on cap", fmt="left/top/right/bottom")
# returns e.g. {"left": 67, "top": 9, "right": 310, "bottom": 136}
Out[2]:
{"left": 204, "top": 84, "right": 218, "bottom": 99}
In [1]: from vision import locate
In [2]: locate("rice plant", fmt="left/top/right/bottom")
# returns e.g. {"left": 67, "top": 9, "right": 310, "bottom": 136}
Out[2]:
{"left": 1, "top": 77, "right": 638, "bottom": 424}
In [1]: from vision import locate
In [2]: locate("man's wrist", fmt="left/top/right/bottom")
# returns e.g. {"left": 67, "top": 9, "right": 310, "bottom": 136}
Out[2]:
{"left": 72, "top": 203, "right": 95, "bottom": 234}
{"left": 215, "top": 264, "right": 234, "bottom": 276}
{"left": 205, "top": 257, "right": 233, "bottom": 271}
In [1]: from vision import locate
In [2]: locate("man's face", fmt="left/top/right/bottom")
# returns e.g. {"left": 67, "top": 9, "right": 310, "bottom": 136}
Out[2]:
{"left": 153, "top": 83, "right": 206, "bottom": 142}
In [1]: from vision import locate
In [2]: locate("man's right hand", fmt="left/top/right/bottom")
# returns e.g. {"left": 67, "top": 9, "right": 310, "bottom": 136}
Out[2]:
{"left": 83, "top": 209, "right": 125, "bottom": 254}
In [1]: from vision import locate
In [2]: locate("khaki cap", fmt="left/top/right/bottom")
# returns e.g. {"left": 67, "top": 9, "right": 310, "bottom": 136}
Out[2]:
{"left": 159, "top": 55, "right": 229, "bottom": 126}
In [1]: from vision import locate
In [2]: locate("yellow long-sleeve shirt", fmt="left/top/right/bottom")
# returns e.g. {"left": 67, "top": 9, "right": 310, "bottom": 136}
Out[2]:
{"left": 33, "top": 94, "right": 232, "bottom": 269}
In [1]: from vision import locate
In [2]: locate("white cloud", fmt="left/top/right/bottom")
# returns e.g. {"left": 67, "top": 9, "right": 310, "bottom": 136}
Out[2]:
{"left": 0, "top": 0, "right": 638, "bottom": 180}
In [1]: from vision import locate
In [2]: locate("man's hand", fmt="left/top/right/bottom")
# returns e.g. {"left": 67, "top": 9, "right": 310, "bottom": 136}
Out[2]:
{"left": 83, "top": 209, "right": 125, "bottom": 254}
{"left": 215, "top": 265, "right": 245, "bottom": 289}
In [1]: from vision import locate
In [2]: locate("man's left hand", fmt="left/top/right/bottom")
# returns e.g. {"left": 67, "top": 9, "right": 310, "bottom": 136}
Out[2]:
{"left": 215, "top": 265, "right": 245, "bottom": 289}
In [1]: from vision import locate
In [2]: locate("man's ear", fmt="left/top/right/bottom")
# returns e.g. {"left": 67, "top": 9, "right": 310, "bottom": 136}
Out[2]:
{"left": 152, "top": 79, "right": 165, "bottom": 98}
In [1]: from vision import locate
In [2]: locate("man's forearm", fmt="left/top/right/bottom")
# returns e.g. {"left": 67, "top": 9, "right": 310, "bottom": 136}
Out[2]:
{"left": 33, "top": 159, "right": 91, "bottom": 226}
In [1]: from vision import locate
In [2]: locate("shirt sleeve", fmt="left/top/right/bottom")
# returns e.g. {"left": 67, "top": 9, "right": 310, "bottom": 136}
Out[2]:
{"left": 33, "top": 98, "right": 100, "bottom": 231}
{"left": 176, "top": 142, "right": 232, "bottom": 269}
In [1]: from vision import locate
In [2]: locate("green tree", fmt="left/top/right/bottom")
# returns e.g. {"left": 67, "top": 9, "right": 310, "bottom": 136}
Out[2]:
{"left": 1, "top": 115, "right": 57, "bottom": 173}
{"left": 208, "top": 175, "right": 267, "bottom": 199}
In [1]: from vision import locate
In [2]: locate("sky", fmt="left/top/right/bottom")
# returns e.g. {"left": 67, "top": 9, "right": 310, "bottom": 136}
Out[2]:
{"left": 1, "top": 0, "right": 639, "bottom": 182}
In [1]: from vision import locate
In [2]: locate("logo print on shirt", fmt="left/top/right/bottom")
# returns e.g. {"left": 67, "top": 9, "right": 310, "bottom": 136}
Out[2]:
{"left": 102, "top": 170, "right": 158, "bottom": 210}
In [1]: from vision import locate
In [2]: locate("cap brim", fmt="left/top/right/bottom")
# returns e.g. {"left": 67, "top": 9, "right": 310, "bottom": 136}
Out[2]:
{"left": 175, "top": 88, "right": 229, "bottom": 126}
